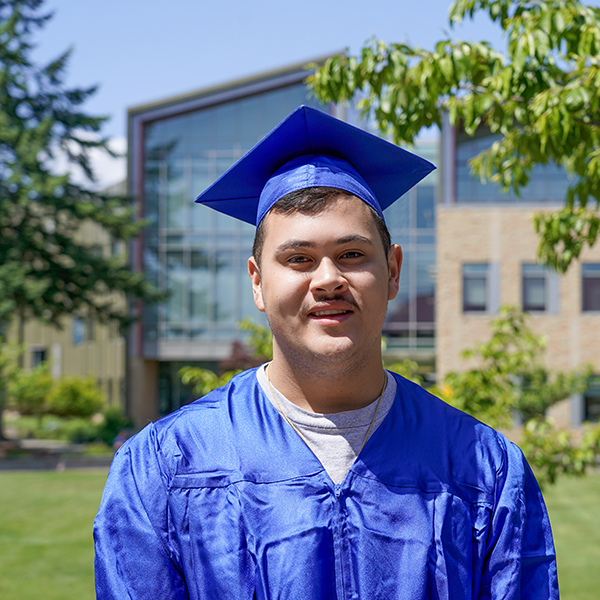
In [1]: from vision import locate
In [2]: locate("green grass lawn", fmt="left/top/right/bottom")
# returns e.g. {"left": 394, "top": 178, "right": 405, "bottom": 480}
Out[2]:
{"left": 0, "top": 468, "right": 598, "bottom": 599}
{"left": 0, "top": 469, "right": 108, "bottom": 600}
{"left": 543, "top": 471, "right": 600, "bottom": 600}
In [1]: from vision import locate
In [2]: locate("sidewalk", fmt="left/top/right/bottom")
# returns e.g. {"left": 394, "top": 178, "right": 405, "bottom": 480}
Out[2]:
{"left": 0, "top": 438, "right": 114, "bottom": 470}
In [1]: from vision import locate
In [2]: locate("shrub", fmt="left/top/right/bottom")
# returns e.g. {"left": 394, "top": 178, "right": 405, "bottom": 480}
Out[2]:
{"left": 63, "top": 418, "right": 99, "bottom": 444}
{"left": 97, "top": 406, "right": 133, "bottom": 447}
{"left": 12, "top": 415, "right": 95, "bottom": 442}
{"left": 8, "top": 364, "right": 54, "bottom": 418}
{"left": 47, "top": 376, "right": 105, "bottom": 418}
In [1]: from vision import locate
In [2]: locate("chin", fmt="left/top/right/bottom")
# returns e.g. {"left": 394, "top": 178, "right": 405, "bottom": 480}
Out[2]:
{"left": 308, "top": 338, "right": 367, "bottom": 364}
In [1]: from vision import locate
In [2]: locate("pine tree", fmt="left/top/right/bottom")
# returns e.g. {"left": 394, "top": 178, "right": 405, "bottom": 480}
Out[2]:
{"left": 0, "top": 0, "right": 163, "bottom": 440}
{"left": 0, "top": 0, "right": 163, "bottom": 332}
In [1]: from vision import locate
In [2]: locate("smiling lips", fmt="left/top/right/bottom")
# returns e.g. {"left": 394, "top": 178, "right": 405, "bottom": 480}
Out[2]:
{"left": 308, "top": 302, "right": 355, "bottom": 321}
{"left": 311, "top": 309, "right": 351, "bottom": 317}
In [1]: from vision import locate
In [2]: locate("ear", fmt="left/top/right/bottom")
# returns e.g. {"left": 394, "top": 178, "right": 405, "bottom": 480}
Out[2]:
{"left": 387, "top": 244, "right": 403, "bottom": 301}
{"left": 248, "top": 256, "right": 266, "bottom": 312}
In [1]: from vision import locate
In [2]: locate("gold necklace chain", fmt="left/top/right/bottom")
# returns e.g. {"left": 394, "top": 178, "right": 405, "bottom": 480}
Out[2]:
{"left": 265, "top": 363, "right": 386, "bottom": 456}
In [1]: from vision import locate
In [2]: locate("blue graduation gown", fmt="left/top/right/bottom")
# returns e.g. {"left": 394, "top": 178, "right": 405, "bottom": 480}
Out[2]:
{"left": 94, "top": 369, "right": 558, "bottom": 599}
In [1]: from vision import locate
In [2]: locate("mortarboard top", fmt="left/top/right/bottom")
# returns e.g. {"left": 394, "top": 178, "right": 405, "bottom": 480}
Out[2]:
{"left": 195, "top": 105, "right": 435, "bottom": 226}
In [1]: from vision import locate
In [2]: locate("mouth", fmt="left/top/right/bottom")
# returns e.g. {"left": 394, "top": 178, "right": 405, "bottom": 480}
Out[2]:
{"left": 307, "top": 302, "right": 355, "bottom": 324}
{"left": 310, "top": 309, "right": 352, "bottom": 317}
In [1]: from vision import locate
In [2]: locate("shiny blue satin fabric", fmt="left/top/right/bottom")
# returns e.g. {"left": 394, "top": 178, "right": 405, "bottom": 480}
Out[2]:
{"left": 94, "top": 369, "right": 558, "bottom": 599}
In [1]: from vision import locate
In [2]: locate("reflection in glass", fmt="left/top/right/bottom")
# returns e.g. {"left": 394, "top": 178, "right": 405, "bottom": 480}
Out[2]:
{"left": 416, "top": 186, "right": 435, "bottom": 229}
{"left": 385, "top": 249, "right": 410, "bottom": 326}
{"left": 143, "top": 234, "right": 160, "bottom": 286}
{"left": 166, "top": 160, "right": 186, "bottom": 229}
{"left": 166, "top": 251, "right": 185, "bottom": 323}
{"left": 456, "top": 134, "right": 570, "bottom": 204}
{"left": 144, "top": 160, "right": 160, "bottom": 226}
{"left": 215, "top": 250, "right": 235, "bottom": 322}
{"left": 584, "top": 376, "right": 600, "bottom": 421}
{"left": 190, "top": 249, "right": 210, "bottom": 324}
{"left": 416, "top": 251, "right": 435, "bottom": 322}
{"left": 384, "top": 194, "right": 410, "bottom": 231}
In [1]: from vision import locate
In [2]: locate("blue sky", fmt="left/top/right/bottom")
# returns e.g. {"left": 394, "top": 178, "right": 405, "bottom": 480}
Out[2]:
{"left": 34, "top": 0, "right": 506, "bottom": 140}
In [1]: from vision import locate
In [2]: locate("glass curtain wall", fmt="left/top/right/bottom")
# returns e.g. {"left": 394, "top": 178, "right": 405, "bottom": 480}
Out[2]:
{"left": 383, "top": 143, "right": 437, "bottom": 352}
{"left": 456, "top": 132, "right": 571, "bottom": 204}
{"left": 142, "top": 85, "right": 323, "bottom": 346}
{"left": 141, "top": 87, "right": 438, "bottom": 367}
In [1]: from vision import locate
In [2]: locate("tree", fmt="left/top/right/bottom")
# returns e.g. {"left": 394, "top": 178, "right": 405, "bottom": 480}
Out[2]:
{"left": 0, "top": 0, "right": 163, "bottom": 333}
{"left": 308, "top": 0, "right": 600, "bottom": 273}
{"left": 179, "top": 319, "right": 272, "bottom": 397}
{"left": 0, "top": 338, "right": 22, "bottom": 442}
{"left": 438, "top": 307, "right": 590, "bottom": 426}
{"left": 436, "top": 306, "right": 599, "bottom": 487}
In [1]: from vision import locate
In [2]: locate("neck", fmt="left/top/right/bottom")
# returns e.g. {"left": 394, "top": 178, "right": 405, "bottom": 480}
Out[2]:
{"left": 267, "top": 346, "right": 387, "bottom": 414}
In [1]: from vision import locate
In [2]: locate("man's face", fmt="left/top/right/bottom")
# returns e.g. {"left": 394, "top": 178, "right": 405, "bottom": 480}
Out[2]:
{"left": 248, "top": 195, "right": 402, "bottom": 369}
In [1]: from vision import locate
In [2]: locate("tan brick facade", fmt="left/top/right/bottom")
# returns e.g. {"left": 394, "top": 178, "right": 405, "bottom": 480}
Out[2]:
{"left": 436, "top": 204, "right": 600, "bottom": 425}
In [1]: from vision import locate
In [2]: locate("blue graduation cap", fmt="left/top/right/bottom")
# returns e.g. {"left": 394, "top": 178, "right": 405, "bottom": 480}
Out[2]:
{"left": 195, "top": 105, "right": 435, "bottom": 226}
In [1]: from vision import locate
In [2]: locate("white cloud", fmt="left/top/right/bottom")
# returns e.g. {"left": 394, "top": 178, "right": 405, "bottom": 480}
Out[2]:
{"left": 46, "top": 135, "right": 127, "bottom": 192}
{"left": 88, "top": 136, "right": 127, "bottom": 191}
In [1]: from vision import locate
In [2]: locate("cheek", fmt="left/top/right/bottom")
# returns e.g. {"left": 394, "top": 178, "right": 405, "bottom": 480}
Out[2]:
{"left": 261, "top": 273, "right": 307, "bottom": 313}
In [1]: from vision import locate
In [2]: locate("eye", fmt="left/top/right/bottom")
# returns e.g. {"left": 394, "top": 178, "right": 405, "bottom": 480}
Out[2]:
{"left": 340, "top": 250, "right": 364, "bottom": 260}
{"left": 286, "top": 254, "right": 312, "bottom": 265}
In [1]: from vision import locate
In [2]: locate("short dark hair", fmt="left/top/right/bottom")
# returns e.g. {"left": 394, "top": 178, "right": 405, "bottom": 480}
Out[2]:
{"left": 252, "top": 187, "right": 391, "bottom": 266}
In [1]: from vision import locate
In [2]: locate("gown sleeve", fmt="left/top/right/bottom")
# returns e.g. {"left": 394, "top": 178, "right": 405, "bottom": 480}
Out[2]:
{"left": 93, "top": 423, "right": 188, "bottom": 600}
{"left": 480, "top": 437, "right": 559, "bottom": 599}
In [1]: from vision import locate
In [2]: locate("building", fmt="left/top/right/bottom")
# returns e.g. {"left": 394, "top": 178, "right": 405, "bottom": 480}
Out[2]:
{"left": 126, "top": 59, "right": 438, "bottom": 425}
{"left": 5, "top": 180, "right": 128, "bottom": 409}
{"left": 9, "top": 59, "right": 599, "bottom": 430}
{"left": 437, "top": 119, "right": 600, "bottom": 427}
{"left": 8, "top": 59, "right": 598, "bottom": 430}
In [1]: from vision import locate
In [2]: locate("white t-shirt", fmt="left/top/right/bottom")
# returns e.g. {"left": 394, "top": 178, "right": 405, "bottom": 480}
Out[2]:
{"left": 256, "top": 366, "right": 396, "bottom": 484}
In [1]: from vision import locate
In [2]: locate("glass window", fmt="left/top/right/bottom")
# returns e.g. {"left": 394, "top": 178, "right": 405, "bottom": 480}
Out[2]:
{"left": 463, "top": 264, "right": 488, "bottom": 312}
{"left": 416, "top": 186, "right": 435, "bottom": 229}
{"left": 416, "top": 251, "right": 435, "bottom": 323}
{"left": 385, "top": 248, "right": 411, "bottom": 326}
{"left": 455, "top": 133, "right": 570, "bottom": 204}
{"left": 72, "top": 316, "right": 86, "bottom": 345}
{"left": 166, "top": 160, "right": 186, "bottom": 229}
{"left": 584, "top": 376, "right": 600, "bottom": 422}
{"left": 190, "top": 249, "right": 210, "bottom": 324}
{"left": 143, "top": 160, "right": 160, "bottom": 226}
{"left": 384, "top": 193, "right": 410, "bottom": 231}
{"left": 31, "top": 348, "right": 46, "bottom": 368}
{"left": 582, "top": 263, "right": 600, "bottom": 311}
{"left": 166, "top": 251, "right": 186, "bottom": 323}
{"left": 215, "top": 250, "right": 235, "bottom": 322}
{"left": 522, "top": 264, "right": 548, "bottom": 312}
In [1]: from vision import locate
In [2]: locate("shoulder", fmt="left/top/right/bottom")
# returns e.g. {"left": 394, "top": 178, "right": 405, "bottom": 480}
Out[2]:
{"left": 393, "top": 371, "right": 509, "bottom": 447}
{"left": 378, "top": 372, "right": 525, "bottom": 501}
{"left": 116, "top": 368, "right": 263, "bottom": 479}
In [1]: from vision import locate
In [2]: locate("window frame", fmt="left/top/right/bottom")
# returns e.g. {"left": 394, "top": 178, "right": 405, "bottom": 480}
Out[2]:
{"left": 462, "top": 263, "right": 490, "bottom": 313}
{"left": 521, "top": 263, "right": 559, "bottom": 313}
{"left": 582, "top": 263, "right": 600, "bottom": 312}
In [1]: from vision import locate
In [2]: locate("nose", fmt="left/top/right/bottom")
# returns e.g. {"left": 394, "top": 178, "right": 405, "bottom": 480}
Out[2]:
{"left": 310, "top": 258, "right": 348, "bottom": 295}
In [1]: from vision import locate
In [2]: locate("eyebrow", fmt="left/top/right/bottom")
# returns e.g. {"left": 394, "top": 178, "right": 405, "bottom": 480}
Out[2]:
{"left": 275, "top": 235, "right": 374, "bottom": 253}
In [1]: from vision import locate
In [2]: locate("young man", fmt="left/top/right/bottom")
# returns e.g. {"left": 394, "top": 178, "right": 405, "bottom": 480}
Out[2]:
{"left": 94, "top": 106, "right": 558, "bottom": 599}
